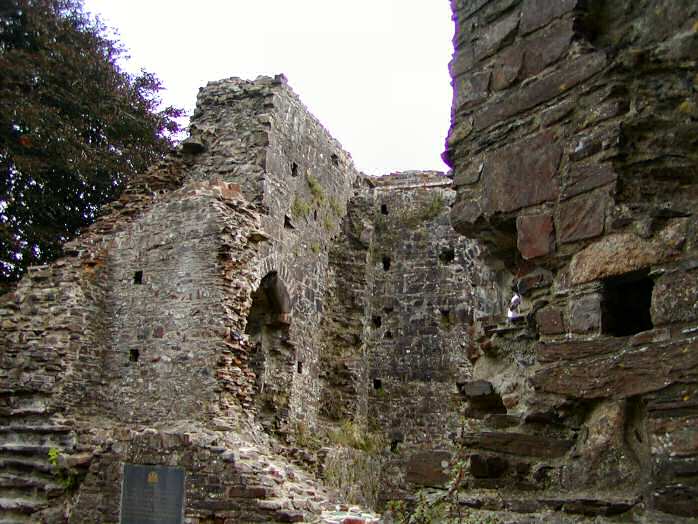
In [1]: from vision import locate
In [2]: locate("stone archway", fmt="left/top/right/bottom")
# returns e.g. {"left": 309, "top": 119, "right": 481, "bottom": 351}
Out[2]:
{"left": 245, "top": 271, "right": 293, "bottom": 429}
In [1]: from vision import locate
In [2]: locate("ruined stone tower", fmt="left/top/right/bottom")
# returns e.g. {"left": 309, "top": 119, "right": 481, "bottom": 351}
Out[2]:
{"left": 1, "top": 1, "right": 697, "bottom": 523}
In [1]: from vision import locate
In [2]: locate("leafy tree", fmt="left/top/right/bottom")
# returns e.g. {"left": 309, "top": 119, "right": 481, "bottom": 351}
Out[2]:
{"left": 0, "top": 0, "right": 183, "bottom": 285}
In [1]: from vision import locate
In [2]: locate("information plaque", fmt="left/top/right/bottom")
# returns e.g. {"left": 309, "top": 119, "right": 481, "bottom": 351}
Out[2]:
{"left": 120, "top": 464, "right": 185, "bottom": 524}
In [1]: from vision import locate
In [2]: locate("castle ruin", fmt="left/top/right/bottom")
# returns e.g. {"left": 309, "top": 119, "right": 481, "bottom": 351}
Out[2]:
{"left": 1, "top": 1, "right": 697, "bottom": 523}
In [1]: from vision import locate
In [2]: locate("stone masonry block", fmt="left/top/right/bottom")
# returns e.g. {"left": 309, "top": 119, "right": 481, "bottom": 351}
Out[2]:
{"left": 569, "top": 293, "right": 603, "bottom": 334}
{"left": 558, "top": 192, "right": 606, "bottom": 244}
{"left": 483, "top": 130, "right": 562, "bottom": 214}
{"left": 517, "top": 213, "right": 555, "bottom": 259}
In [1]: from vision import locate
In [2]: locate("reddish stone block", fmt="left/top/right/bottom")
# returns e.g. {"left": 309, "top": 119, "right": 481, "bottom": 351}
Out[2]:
{"left": 558, "top": 192, "right": 606, "bottom": 244}
{"left": 517, "top": 213, "right": 555, "bottom": 259}
{"left": 536, "top": 306, "right": 566, "bottom": 335}
{"left": 483, "top": 131, "right": 562, "bottom": 213}
{"left": 406, "top": 451, "right": 451, "bottom": 486}
{"left": 562, "top": 163, "right": 617, "bottom": 200}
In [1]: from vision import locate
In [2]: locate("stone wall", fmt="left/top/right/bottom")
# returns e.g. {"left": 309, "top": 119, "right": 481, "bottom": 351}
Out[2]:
{"left": 446, "top": 0, "right": 698, "bottom": 521}
{"left": 363, "top": 172, "right": 496, "bottom": 501}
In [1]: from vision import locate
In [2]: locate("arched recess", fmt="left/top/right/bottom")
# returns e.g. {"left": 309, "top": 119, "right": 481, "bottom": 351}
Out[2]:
{"left": 245, "top": 271, "right": 293, "bottom": 427}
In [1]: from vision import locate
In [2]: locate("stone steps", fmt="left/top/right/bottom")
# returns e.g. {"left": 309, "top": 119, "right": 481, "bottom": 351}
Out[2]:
{"left": 0, "top": 392, "right": 70, "bottom": 522}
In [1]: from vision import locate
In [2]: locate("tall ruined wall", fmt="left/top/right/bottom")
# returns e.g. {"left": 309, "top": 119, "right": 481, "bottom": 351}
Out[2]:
{"left": 446, "top": 0, "right": 698, "bottom": 521}
{"left": 365, "top": 171, "right": 497, "bottom": 502}
{"left": 0, "top": 76, "right": 371, "bottom": 523}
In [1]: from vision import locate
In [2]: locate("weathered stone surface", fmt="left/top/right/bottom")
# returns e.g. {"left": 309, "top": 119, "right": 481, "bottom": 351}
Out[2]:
{"left": 491, "top": 47, "right": 523, "bottom": 91}
{"left": 460, "top": 432, "right": 573, "bottom": 458}
{"left": 569, "top": 293, "right": 602, "bottom": 334}
{"left": 405, "top": 451, "right": 452, "bottom": 486}
{"left": 469, "top": 454, "right": 508, "bottom": 478}
{"left": 521, "top": 18, "right": 575, "bottom": 78}
{"left": 474, "top": 11, "right": 520, "bottom": 61}
{"left": 532, "top": 340, "right": 698, "bottom": 399}
{"left": 517, "top": 214, "right": 555, "bottom": 259}
{"left": 536, "top": 307, "right": 565, "bottom": 335}
{"left": 562, "top": 163, "right": 617, "bottom": 200}
{"left": 471, "top": 52, "right": 606, "bottom": 130}
{"left": 536, "top": 339, "right": 616, "bottom": 364}
{"left": 454, "top": 71, "right": 491, "bottom": 113}
{"left": 482, "top": 131, "right": 562, "bottom": 214}
{"left": 570, "top": 220, "right": 687, "bottom": 284}
{"left": 558, "top": 192, "right": 606, "bottom": 244}
{"left": 520, "top": 0, "right": 580, "bottom": 35}
{"left": 651, "top": 268, "right": 698, "bottom": 326}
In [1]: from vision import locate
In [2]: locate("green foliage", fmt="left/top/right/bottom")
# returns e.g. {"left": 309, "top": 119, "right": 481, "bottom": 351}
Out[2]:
{"left": 324, "top": 446, "right": 383, "bottom": 509}
{"left": 47, "top": 447, "right": 79, "bottom": 490}
{"left": 291, "top": 196, "right": 311, "bottom": 220}
{"left": 385, "top": 460, "right": 503, "bottom": 524}
{"left": 328, "top": 195, "right": 344, "bottom": 216}
{"left": 291, "top": 420, "right": 322, "bottom": 450}
{"left": 0, "top": 0, "right": 183, "bottom": 284}
{"left": 306, "top": 174, "right": 324, "bottom": 203}
{"left": 326, "top": 420, "right": 385, "bottom": 454}
{"left": 323, "top": 215, "right": 336, "bottom": 233}
{"left": 310, "top": 242, "right": 321, "bottom": 254}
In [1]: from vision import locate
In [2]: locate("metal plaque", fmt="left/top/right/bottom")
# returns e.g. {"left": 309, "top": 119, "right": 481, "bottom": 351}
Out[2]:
{"left": 120, "top": 464, "right": 185, "bottom": 524}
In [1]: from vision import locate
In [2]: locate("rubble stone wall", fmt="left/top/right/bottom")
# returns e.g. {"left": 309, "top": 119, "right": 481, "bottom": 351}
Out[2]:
{"left": 446, "top": 0, "right": 698, "bottom": 521}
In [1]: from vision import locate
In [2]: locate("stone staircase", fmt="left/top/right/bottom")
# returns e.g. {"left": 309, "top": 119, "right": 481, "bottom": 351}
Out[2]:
{"left": 0, "top": 391, "right": 76, "bottom": 524}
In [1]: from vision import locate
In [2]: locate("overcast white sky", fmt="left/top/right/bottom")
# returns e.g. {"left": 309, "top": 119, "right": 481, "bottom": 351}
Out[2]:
{"left": 82, "top": 0, "right": 454, "bottom": 176}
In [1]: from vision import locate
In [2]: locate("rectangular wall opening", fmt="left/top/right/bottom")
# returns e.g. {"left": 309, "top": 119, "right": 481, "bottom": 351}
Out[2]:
{"left": 602, "top": 270, "right": 654, "bottom": 337}
{"left": 133, "top": 271, "right": 143, "bottom": 285}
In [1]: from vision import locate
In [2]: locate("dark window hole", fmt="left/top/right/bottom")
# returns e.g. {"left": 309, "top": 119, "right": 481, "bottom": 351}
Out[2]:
{"left": 384, "top": 306, "right": 394, "bottom": 313}
{"left": 439, "top": 247, "right": 455, "bottom": 264}
{"left": 133, "top": 270, "right": 143, "bottom": 285}
{"left": 284, "top": 215, "right": 294, "bottom": 229}
{"left": 291, "top": 162, "right": 299, "bottom": 177}
{"left": 129, "top": 349, "right": 139, "bottom": 362}
{"left": 382, "top": 256, "right": 391, "bottom": 271}
{"left": 373, "top": 378, "right": 383, "bottom": 390}
{"left": 380, "top": 203, "right": 388, "bottom": 215}
{"left": 372, "top": 316, "right": 382, "bottom": 328}
{"left": 313, "top": 209, "right": 318, "bottom": 221}
{"left": 297, "top": 361, "right": 303, "bottom": 374}
{"left": 602, "top": 270, "right": 654, "bottom": 337}
{"left": 331, "top": 153, "right": 339, "bottom": 167}
{"left": 385, "top": 330, "right": 393, "bottom": 339}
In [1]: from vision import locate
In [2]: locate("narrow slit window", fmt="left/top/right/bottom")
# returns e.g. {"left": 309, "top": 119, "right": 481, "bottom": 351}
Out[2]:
{"left": 297, "top": 361, "right": 303, "bottom": 374}
{"left": 381, "top": 204, "right": 388, "bottom": 215}
{"left": 129, "top": 349, "right": 139, "bottom": 362}
{"left": 382, "top": 256, "right": 391, "bottom": 271}
{"left": 291, "top": 162, "right": 299, "bottom": 177}
{"left": 331, "top": 154, "right": 339, "bottom": 167}
{"left": 133, "top": 271, "right": 143, "bottom": 285}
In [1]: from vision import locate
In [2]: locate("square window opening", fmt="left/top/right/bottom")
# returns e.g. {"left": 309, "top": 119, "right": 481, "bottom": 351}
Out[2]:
{"left": 602, "top": 270, "right": 654, "bottom": 337}
{"left": 129, "top": 349, "right": 140, "bottom": 362}
{"left": 133, "top": 271, "right": 143, "bottom": 285}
